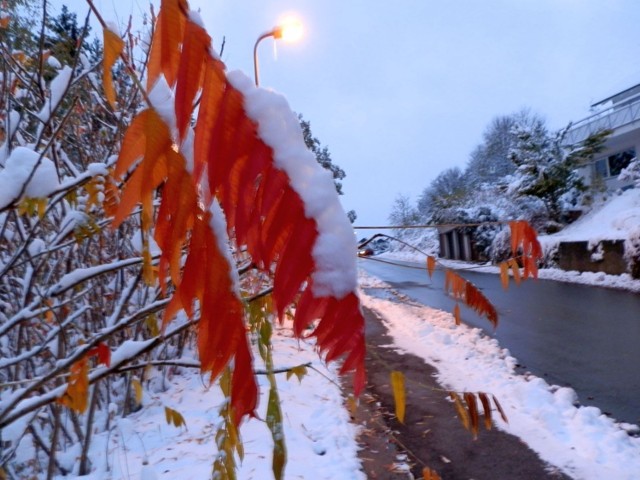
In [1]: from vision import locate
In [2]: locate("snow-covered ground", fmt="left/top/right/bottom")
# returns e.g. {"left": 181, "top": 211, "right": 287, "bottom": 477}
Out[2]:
{"left": 56, "top": 190, "right": 640, "bottom": 480}
{"left": 58, "top": 325, "right": 364, "bottom": 480}
{"left": 57, "top": 262, "right": 640, "bottom": 480}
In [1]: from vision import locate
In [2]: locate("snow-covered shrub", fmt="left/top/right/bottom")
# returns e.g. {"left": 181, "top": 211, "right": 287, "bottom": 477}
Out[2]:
{"left": 619, "top": 157, "right": 640, "bottom": 188}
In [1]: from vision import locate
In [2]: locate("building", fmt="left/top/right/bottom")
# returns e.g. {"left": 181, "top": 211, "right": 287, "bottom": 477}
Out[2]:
{"left": 565, "top": 84, "right": 639, "bottom": 191}
{"left": 437, "top": 226, "right": 477, "bottom": 261}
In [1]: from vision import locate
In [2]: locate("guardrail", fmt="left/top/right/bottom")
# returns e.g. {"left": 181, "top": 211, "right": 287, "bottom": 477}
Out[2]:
{"left": 565, "top": 99, "right": 640, "bottom": 145}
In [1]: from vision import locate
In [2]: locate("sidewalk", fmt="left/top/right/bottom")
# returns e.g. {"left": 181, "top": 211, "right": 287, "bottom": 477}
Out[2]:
{"left": 352, "top": 307, "right": 571, "bottom": 480}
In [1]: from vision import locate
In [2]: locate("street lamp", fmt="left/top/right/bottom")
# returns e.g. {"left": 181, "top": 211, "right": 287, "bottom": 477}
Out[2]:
{"left": 253, "top": 16, "right": 303, "bottom": 86}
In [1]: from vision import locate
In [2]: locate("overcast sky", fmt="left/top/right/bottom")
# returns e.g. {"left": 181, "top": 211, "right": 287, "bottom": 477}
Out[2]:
{"left": 54, "top": 0, "right": 640, "bottom": 226}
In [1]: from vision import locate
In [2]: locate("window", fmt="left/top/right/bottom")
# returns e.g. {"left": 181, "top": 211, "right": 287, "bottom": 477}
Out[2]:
{"left": 594, "top": 147, "right": 636, "bottom": 178}
{"left": 595, "top": 158, "right": 608, "bottom": 177}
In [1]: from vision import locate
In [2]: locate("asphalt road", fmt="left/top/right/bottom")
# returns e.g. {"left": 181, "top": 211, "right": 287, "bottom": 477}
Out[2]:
{"left": 360, "top": 257, "right": 640, "bottom": 426}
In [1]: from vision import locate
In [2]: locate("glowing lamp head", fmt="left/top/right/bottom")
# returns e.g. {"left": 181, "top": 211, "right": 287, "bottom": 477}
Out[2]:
{"left": 274, "top": 16, "right": 303, "bottom": 43}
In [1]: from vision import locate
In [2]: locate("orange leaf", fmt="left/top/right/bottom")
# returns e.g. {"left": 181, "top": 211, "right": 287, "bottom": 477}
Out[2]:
{"left": 422, "top": 467, "right": 442, "bottom": 480}
{"left": 493, "top": 394, "right": 509, "bottom": 423}
{"left": 464, "top": 392, "right": 480, "bottom": 438}
{"left": 103, "top": 28, "right": 124, "bottom": 109}
{"left": 449, "top": 392, "right": 470, "bottom": 431}
{"left": 507, "top": 258, "right": 522, "bottom": 285}
{"left": 499, "top": 262, "right": 509, "bottom": 290}
{"left": 509, "top": 220, "right": 542, "bottom": 279}
{"left": 175, "top": 18, "right": 210, "bottom": 141}
{"left": 426, "top": 255, "right": 436, "bottom": 279}
{"left": 112, "top": 0, "right": 367, "bottom": 427}
{"left": 478, "top": 392, "right": 493, "bottom": 430}
{"left": 159, "top": 0, "right": 187, "bottom": 86}
{"left": 113, "top": 110, "right": 150, "bottom": 180}
{"left": 453, "top": 303, "right": 461, "bottom": 325}
{"left": 58, "top": 356, "right": 90, "bottom": 413}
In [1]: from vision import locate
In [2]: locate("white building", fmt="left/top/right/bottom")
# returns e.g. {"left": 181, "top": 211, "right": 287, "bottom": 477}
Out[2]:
{"left": 565, "top": 84, "right": 639, "bottom": 191}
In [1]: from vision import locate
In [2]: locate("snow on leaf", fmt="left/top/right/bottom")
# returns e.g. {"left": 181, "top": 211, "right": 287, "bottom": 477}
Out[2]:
{"left": 110, "top": 1, "right": 366, "bottom": 427}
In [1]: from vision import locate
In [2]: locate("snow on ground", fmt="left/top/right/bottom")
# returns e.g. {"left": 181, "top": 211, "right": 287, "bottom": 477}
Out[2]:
{"left": 60, "top": 323, "right": 364, "bottom": 480}
{"left": 542, "top": 188, "right": 640, "bottom": 244}
{"left": 55, "top": 190, "right": 640, "bottom": 480}
{"left": 359, "top": 271, "right": 640, "bottom": 480}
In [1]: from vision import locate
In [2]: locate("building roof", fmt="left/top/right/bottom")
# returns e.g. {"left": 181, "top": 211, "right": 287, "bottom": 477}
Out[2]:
{"left": 592, "top": 83, "right": 640, "bottom": 108}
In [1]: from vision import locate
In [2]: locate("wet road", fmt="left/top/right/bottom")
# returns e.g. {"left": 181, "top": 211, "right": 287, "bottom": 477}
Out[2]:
{"left": 361, "top": 258, "right": 640, "bottom": 425}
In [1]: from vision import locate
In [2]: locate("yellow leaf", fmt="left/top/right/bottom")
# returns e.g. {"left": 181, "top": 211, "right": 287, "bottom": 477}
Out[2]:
{"left": 165, "top": 406, "right": 187, "bottom": 429}
{"left": 37, "top": 198, "right": 47, "bottom": 219}
{"left": 103, "top": 28, "right": 124, "bottom": 109}
{"left": 0, "top": 16, "right": 10, "bottom": 29}
{"left": 449, "top": 392, "right": 470, "bottom": 431}
{"left": 285, "top": 365, "right": 307, "bottom": 383}
{"left": 499, "top": 262, "right": 509, "bottom": 290}
{"left": 145, "top": 313, "right": 160, "bottom": 337}
{"left": 346, "top": 394, "right": 358, "bottom": 417}
{"left": 132, "top": 378, "right": 143, "bottom": 406}
{"left": 390, "top": 371, "right": 406, "bottom": 424}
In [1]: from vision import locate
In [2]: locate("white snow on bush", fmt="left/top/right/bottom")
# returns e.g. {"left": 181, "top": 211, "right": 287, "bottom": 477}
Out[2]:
{"left": 0, "top": 147, "right": 59, "bottom": 209}
{"left": 58, "top": 322, "right": 364, "bottom": 480}
{"left": 37, "top": 66, "right": 73, "bottom": 123}
{"left": 227, "top": 71, "right": 357, "bottom": 299}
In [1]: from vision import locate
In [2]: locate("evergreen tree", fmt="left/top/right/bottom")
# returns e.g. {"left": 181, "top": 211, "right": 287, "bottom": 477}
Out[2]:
{"left": 299, "top": 114, "right": 346, "bottom": 194}
{"left": 298, "top": 114, "right": 357, "bottom": 222}
{"left": 508, "top": 121, "right": 610, "bottom": 224}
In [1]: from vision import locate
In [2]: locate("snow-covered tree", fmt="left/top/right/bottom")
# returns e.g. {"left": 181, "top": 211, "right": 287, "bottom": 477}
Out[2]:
{"left": 506, "top": 119, "right": 606, "bottom": 226}
{"left": 417, "top": 167, "right": 469, "bottom": 220}
{"left": 466, "top": 109, "right": 543, "bottom": 186}
{"left": 0, "top": 2, "right": 365, "bottom": 479}
{"left": 388, "top": 193, "right": 420, "bottom": 225}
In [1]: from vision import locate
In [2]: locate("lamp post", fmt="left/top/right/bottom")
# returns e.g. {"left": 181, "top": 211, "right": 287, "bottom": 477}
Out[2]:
{"left": 253, "top": 17, "right": 303, "bottom": 86}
